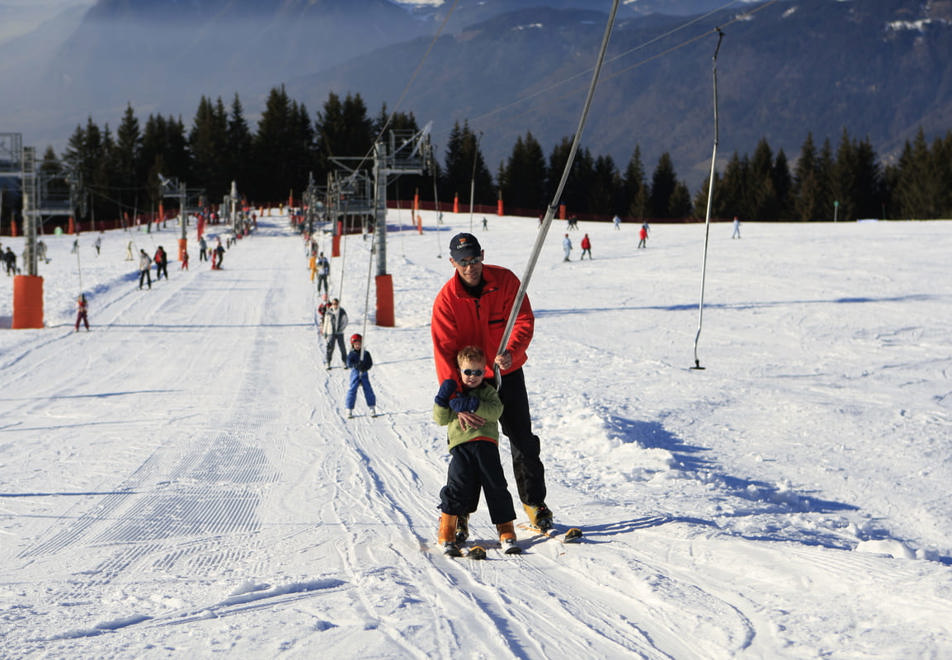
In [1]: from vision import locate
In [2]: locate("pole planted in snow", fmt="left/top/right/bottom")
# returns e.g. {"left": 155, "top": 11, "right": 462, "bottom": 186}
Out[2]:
{"left": 692, "top": 28, "right": 725, "bottom": 371}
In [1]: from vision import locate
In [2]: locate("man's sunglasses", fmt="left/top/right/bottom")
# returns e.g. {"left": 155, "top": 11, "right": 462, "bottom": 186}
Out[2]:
{"left": 456, "top": 256, "right": 483, "bottom": 268}
{"left": 461, "top": 368, "right": 483, "bottom": 377}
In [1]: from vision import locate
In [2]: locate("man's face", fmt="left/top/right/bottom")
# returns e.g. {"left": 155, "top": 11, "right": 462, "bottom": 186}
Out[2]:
{"left": 451, "top": 251, "right": 484, "bottom": 287}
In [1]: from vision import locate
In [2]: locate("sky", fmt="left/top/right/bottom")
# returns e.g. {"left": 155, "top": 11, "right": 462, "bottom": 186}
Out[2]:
{"left": 1, "top": 209, "right": 951, "bottom": 657}
{"left": 0, "top": 0, "right": 92, "bottom": 43}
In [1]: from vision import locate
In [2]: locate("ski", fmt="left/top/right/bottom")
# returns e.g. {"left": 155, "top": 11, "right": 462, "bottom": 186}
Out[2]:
{"left": 437, "top": 542, "right": 521, "bottom": 559}
{"left": 517, "top": 522, "right": 583, "bottom": 544}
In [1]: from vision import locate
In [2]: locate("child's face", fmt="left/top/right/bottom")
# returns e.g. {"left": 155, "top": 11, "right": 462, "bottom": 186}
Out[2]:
{"left": 458, "top": 359, "right": 485, "bottom": 388}
{"left": 352, "top": 340, "right": 361, "bottom": 350}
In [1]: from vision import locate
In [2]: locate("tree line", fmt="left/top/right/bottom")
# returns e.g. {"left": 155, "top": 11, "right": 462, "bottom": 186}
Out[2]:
{"left": 34, "top": 86, "right": 952, "bottom": 223}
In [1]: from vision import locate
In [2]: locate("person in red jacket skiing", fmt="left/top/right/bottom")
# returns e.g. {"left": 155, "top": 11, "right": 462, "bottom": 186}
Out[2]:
{"left": 580, "top": 233, "right": 592, "bottom": 259}
{"left": 431, "top": 232, "right": 553, "bottom": 532}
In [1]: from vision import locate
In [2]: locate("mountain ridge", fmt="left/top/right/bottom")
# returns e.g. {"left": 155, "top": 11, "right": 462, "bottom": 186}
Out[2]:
{"left": 0, "top": 0, "right": 949, "bottom": 184}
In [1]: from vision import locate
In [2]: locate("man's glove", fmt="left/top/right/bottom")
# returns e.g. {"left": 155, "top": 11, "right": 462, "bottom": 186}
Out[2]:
{"left": 449, "top": 395, "right": 478, "bottom": 414}
{"left": 434, "top": 379, "right": 457, "bottom": 407}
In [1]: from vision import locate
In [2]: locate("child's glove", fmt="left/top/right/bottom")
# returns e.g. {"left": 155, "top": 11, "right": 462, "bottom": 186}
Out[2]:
{"left": 449, "top": 395, "right": 478, "bottom": 414}
{"left": 434, "top": 379, "right": 457, "bottom": 407}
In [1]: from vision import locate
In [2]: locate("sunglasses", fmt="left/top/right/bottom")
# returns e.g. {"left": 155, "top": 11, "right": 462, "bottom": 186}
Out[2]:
{"left": 461, "top": 368, "right": 484, "bottom": 377}
{"left": 456, "top": 255, "right": 483, "bottom": 268}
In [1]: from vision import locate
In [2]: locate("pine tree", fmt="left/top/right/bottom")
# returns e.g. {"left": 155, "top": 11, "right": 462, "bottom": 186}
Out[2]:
{"left": 623, "top": 146, "right": 648, "bottom": 220}
{"left": 498, "top": 131, "right": 546, "bottom": 214}
{"left": 189, "top": 96, "right": 229, "bottom": 199}
{"left": 590, "top": 154, "right": 621, "bottom": 216}
{"left": 442, "top": 121, "right": 493, "bottom": 207}
{"left": 115, "top": 104, "right": 142, "bottom": 214}
{"left": 226, "top": 93, "right": 253, "bottom": 191}
{"left": 648, "top": 152, "right": 680, "bottom": 219}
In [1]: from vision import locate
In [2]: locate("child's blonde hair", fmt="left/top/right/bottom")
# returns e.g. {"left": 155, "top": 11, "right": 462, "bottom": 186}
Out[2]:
{"left": 456, "top": 345, "right": 486, "bottom": 366}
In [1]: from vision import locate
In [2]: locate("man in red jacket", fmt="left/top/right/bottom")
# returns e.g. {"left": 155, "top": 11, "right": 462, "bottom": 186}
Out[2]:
{"left": 431, "top": 232, "right": 553, "bottom": 532}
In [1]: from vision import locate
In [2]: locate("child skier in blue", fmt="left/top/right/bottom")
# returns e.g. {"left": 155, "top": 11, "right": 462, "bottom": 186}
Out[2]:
{"left": 345, "top": 334, "right": 376, "bottom": 418}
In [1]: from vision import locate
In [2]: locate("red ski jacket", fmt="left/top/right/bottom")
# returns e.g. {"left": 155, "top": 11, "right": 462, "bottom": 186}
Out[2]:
{"left": 431, "top": 264, "right": 534, "bottom": 384}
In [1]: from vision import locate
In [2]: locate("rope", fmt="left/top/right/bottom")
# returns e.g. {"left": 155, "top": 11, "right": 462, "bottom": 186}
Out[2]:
{"left": 494, "top": 0, "right": 620, "bottom": 389}
{"left": 359, "top": 230, "right": 377, "bottom": 363}
{"left": 692, "top": 29, "right": 725, "bottom": 370}
{"left": 433, "top": 160, "right": 443, "bottom": 258}
{"left": 76, "top": 240, "right": 84, "bottom": 295}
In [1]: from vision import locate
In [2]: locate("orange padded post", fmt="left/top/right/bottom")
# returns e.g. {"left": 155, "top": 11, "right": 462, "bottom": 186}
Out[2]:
{"left": 375, "top": 274, "right": 394, "bottom": 327}
{"left": 12, "top": 275, "right": 44, "bottom": 329}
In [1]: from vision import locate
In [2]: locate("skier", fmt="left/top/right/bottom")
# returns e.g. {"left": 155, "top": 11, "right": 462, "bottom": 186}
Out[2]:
{"left": 154, "top": 246, "right": 168, "bottom": 280}
{"left": 432, "top": 232, "right": 554, "bottom": 533}
{"left": 612, "top": 214, "right": 621, "bottom": 230}
{"left": 4, "top": 247, "right": 15, "bottom": 275}
{"left": 433, "top": 345, "right": 518, "bottom": 556}
{"left": 322, "top": 298, "right": 348, "bottom": 368}
{"left": 198, "top": 236, "right": 208, "bottom": 262}
{"left": 74, "top": 294, "right": 89, "bottom": 331}
{"left": 316, "top": 294, "right": 330, "bottom": 335}
{"left": 732, "top": 216, "right": 742, "bottom": 239}
{"left": 94, "top": 235, "right": 102, "bottom": 256}
{"left": 213, "top": 240, "right": 225, "bottom": 269}
{"left": 562, "top": 233, "right": 572, "bottom": 261}
{"left": 316, "top": 252, "right": 330, "bottom": 295}
{"left": 181, "top": 249, "right": 189, "bottom": 270}
{"left": 580, "top": 233, "right": 592, "bottom": 260}
{"left": 138, "top": 249, "right": 152, "bottom": 289}
{"left": 638, "top": 224, "right": 648, "bottom": 249}
{"left": 345, "top": 334, "right": 376, "bottom": 418}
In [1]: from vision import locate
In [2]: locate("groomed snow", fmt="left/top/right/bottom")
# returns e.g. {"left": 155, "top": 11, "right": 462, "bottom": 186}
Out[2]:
{"left": 1, "top": 211, "right": 951, "bottom": 658}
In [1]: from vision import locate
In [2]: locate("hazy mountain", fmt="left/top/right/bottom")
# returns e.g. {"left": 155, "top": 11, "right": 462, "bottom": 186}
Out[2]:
{"left": 289, "top": 0, "right": 952, "bottom": 181}
{"left": 1, "top": 0, "right": 949, "bottom": 188}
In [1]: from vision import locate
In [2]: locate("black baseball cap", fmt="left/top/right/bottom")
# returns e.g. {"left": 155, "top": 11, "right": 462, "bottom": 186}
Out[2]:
{"left": 449, "top": 233, "right": 482, "bottom": 261}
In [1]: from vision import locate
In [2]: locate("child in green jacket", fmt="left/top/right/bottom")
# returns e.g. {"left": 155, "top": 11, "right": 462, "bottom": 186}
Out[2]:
{"left": 433, "top": 345, "right": 518, "bottom": 555}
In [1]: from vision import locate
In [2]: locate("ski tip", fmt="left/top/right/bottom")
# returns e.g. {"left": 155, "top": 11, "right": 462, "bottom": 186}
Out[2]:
{"left": 563, "top": 527, "right": 583, "bottom": 542}
{"left": 442, "top": 542, "right": 463, "bottom": 557}
{"left": 467, "top": 545, "right": 487, "bottom": 560}
{"left": 503, "top": 544, "right": 523, "bottom": 555}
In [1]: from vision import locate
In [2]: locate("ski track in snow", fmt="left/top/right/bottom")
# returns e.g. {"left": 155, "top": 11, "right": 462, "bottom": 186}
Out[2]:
{"left": 1, "top": 212, "right": 951, "bottom": 657}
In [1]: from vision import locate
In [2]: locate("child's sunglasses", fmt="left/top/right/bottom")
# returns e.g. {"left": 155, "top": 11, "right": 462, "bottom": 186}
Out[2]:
{"left": 461, "top": 369, "right": 483, "bottom": 377}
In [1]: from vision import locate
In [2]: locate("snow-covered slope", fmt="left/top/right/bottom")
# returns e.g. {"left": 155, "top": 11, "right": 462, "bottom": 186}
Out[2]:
{"left": 1, "top": 212, "right": 950, "bottom": 657}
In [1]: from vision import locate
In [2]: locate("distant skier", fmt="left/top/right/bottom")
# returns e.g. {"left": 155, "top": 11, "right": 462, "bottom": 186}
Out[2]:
{"left": 638, "top": 224, "right": 648, "bottom": 249}
{"left": 345, "top": 334, "right": 376, "bottom": 418}
{"left": 198, "top": 236, "right": 208, "bottom": 262}
{"left": 94, "top": 235, "right": 102, "bottom": 255}
{"left": 580, "top": 233, "right": 592, "bottom": 260}
{"left": 316, "top": 252, "right": 330, "bottom": 295}
{"left": 213, "top": 240, "right": 225, "bottom": 269}
{"left": 562, "top": 233, "right": 572, "bottom": 261}
{"left": 154, "top": 246, "right": 168, "bottom": 280}
{"left": 322, "top": 298, "right": 348, "bottom": 368}
{"left": 138, "top": 249, "right": 152, "bottom": 289}
{"left": 5, "top": 246, "right": 17, "bottom": 275}
{"left": 612, "top": 215, "right": 621, "bottom": 230}
{"left": 74, "top": 294, "right": 89, "bottom": 331}
{"left": 732, "top": 216, "right": 742, "bottom": 239}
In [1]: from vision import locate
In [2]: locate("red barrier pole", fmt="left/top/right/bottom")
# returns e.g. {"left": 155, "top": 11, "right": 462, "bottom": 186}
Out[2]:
{"left": 375, "top": 274, "right": 394, "bottom": 327}
{"left": 12, "top": 275, "right": 44, "bottom": 328}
